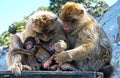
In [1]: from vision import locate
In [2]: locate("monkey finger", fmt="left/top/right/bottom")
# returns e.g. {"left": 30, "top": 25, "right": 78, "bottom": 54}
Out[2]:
{"left": 15, "top": 68, "right": 21, "bottom": 76}
{"left": 53, "top": 55, "right": 57, "bottom": 61}
{"left": 11, "top": 66, "right": 21, "bottom": 76}
{"left": 54, "top": 57, "right": 60, "bottom": 63}
{"left": 54, "top": 58, "right": 59, "bottom": 63}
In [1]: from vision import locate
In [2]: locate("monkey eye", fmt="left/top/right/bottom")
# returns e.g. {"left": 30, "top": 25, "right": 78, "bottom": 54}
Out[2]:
{"left": 64, "top": 19, "right": 77, "bottom": 23}
{"left": 46, "top": 28, "right": 54, "bottom": 34}
{"left": 71, "top": 19, "right": 77, "bottom": 23}
{"left": 64, "top": 20, "right": 70, "bottom": 22}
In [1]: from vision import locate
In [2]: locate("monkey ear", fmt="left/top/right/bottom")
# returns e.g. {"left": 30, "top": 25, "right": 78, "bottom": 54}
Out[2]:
{"left": 79, "top": 9, "right": 84, "bottom": 14}
{"left": 77, "top": 3, "right": 85, "bottom": 14}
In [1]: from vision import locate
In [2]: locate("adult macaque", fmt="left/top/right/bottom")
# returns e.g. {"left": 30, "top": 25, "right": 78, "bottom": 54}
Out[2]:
{"left": 6, "top": 35, "right": 24, "bottom": 76}
{"left": 6, "top": 11, "right": 67, "bottom": 75}
{"left": 54, "top": 2, "right": 112, "bottom": 78}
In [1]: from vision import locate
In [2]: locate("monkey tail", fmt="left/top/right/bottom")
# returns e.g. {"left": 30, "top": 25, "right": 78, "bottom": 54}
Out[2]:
{"left": 99, "top": 64, "right": 113, "bottom": 78}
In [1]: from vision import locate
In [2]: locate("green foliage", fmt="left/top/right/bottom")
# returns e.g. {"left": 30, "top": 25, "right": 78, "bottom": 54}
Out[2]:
{"left": 8, "top": 6, "right": 50, "bottom": 35}
{"left": 88, "top": 0, "right": 106, "bottom": 16}
{"left": 0, "top": 0, "right": 107, "bottom": 46}
{"left": 1, "top": 21, "right": 26, "bottom": 46}
{"left": 8, "top": 21, "right": 26, "bottom": 34}
{"left": 8, "top": 25, "right": 17, "bottom": 34}
{"left": 0, "top": 31, "right": 13, "bottom": 46}
{"left": 37, "top": 6, "right": 49, "bottom": 11}
{"left": 49, "top": 0, "right": 106, "bottom": 16}
{"left": 0, "top": 5, "right": 50, "bottom": 46}
{"left": 1, "top": 20, "right": 26, "bottom": 46}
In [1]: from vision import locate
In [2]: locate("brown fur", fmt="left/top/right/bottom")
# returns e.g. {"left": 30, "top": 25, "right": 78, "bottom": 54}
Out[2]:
{"left": 42, "top": 40, "right": 77, "bottom": 71}
{"left": 53, "top": 40, "right": 77, "bottom": 71}
{"left": 6, "top": 11, "right": 67, "bottom": 76}
{"left": 34, "top": 46, "right": 51, "bottom": 62}
{"left": 11, "top": 46, "right": 51, "bottom": 71}
{"left": 6, "top": 35, "right": 23, "bottom": 76}
{"left": 55, "top": 2, "right": 112, "bottom": 78}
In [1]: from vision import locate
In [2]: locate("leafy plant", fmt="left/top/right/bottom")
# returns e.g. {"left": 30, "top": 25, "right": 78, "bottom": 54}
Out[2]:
{"left": 49, "top": 0, "right": 107, "bottom": 16}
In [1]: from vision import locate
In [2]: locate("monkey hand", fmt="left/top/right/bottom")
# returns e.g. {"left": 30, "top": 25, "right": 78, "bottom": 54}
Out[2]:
{"left": 8, "top": 63, "right": 23, "bottom": 76}
{"left": 42, "top": 60, "right": 51, "bottom": 70}
{"left": 13, "top": 49, "right": 23, "bottom": 52}
{"left": 22, "top": 65, "right": 32, "bottom": 71}
{"left": 54, "top": 51, "right": 72, "bottom": 63}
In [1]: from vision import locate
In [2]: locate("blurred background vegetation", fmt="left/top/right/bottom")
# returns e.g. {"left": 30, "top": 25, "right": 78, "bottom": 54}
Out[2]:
{"left": 0, "top": 0, "right": 109, "bottom": 46}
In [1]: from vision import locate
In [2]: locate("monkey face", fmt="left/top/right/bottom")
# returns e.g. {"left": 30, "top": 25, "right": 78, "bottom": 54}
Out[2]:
{"left": 30, "top": 11, "right": 59, "bottom": 42}
{"left": 60, "top": 2, "right": 85, "bottom": 20}
{"left": 38, "top": 14, "right": 58, "bottom": 42}
{"left": 25, "top": 41, "right": 33, "bottom": 49}
{"left": 60, "top": 2, "right": 86, "bottom": 33}
{"left": 62, "top": 19, "right": 78, "bottom": 33}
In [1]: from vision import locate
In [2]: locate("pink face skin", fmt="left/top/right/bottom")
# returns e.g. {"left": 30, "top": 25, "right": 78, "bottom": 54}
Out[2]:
{"left": 25, "top": 41, "right": 33, "bottom": 49}
{"left": 63, "top": 21, "right": 72, "bottom": 33}
{"left": 35, "top": 37, "right": 40, "bottom": 44}
{"left": 49, "top": 43, "right": 55, "bottom": 51}
{"left": 43, "top": 60, "right": 51, "bottom": 69}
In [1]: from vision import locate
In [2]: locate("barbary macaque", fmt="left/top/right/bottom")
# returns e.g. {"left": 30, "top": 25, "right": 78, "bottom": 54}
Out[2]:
{"left": 42, "top": 40, "right": 77, "bottom": 71}
{"left": 54, "top": 2, "right": 112, "bottom": 78}
{"left": 11, "top": 37, "right": 44, "bottom": 71}
{"left": 42, "top": 40, "right": 67, "bottom": 70}
{"left": 6, "top": 11, "right": 67, "bottom": 75}
{"left": 12, "top": 36, "right": 51, "bottom": 64}
{"left": 6, "top": 34, "right": 24, "bottom": 76}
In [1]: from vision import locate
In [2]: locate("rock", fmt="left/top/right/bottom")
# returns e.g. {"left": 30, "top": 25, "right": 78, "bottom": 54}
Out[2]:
{"left": 99, "top": 0, "right": 120, "bottom": 77}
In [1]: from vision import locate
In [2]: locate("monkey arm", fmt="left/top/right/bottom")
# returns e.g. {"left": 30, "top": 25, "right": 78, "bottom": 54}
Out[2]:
{"left": 68, "top": 42, "right": 96, "bottom": 61}
{"left": 55, "top": 41, "right": 97, "bottom": 63}
{"left": 45, "top": 53, "right": 55, "bottom": 64}
{"left": 6, "top": 35, "right": 24, "bottom": 76}
{"left": 55, "top": 31, "right": 99, "bottom": 63}
{"left": 12, "top": 48, "right": 35, "bottom": 55}
{"left": 42, "top": 53, "right": 56, "bottom": 67}
{"left": 69, "top": 31, "right": 99, "bottom": 60}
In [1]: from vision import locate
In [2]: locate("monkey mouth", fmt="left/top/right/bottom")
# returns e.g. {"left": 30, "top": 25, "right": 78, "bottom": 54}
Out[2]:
{"left": 64, "top": 26, "right": 70, "bottom": 32}
{"left": 40, "top": 34, "right": 51, "bottom": 42}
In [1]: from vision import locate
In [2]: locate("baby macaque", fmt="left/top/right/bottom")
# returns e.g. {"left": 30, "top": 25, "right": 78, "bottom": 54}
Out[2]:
{"left": 43, "top": 40, "right": 77, "bottom": 71}
{"left": 12, "top": 37, "right": 41, "bottom": 71}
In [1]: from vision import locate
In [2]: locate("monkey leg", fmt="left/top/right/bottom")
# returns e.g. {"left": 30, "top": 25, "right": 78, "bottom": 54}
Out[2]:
{"left": 22, "top": 65, "right": 32, "bottom": 71}
{"left": 60, "top": 63, "right": 78, "bottom": 71}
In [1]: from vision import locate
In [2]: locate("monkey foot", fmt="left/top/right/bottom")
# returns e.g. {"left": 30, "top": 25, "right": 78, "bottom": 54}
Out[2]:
{"left": 61, "top": 63, "right": 77, "bottom": 71}
{"left": 8, "top": 63, "right": 23, "bottom": 76}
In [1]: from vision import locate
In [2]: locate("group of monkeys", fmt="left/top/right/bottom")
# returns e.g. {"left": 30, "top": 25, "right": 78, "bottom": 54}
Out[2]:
{"left": 10, "top": 36, "right": 72, "bottom": 71}
{"left": 6, "top": 2, "right": 113, "bottom": 78}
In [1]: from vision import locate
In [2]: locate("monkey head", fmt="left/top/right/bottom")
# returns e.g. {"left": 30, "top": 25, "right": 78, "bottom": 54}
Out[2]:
{"left": 29, "top": 11, "right": 58, "bottom": 34}
{"left": 23, "top": 37, "right": 35, "bottom": 49}
{"left": 28, "top": 11, "right": 59, "bottom": 42}
{"left": 54, "top": 40, "right": 67, "bottom": 52}
{"left": 59, "top": 2, "right": 88, "bottom": 33}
